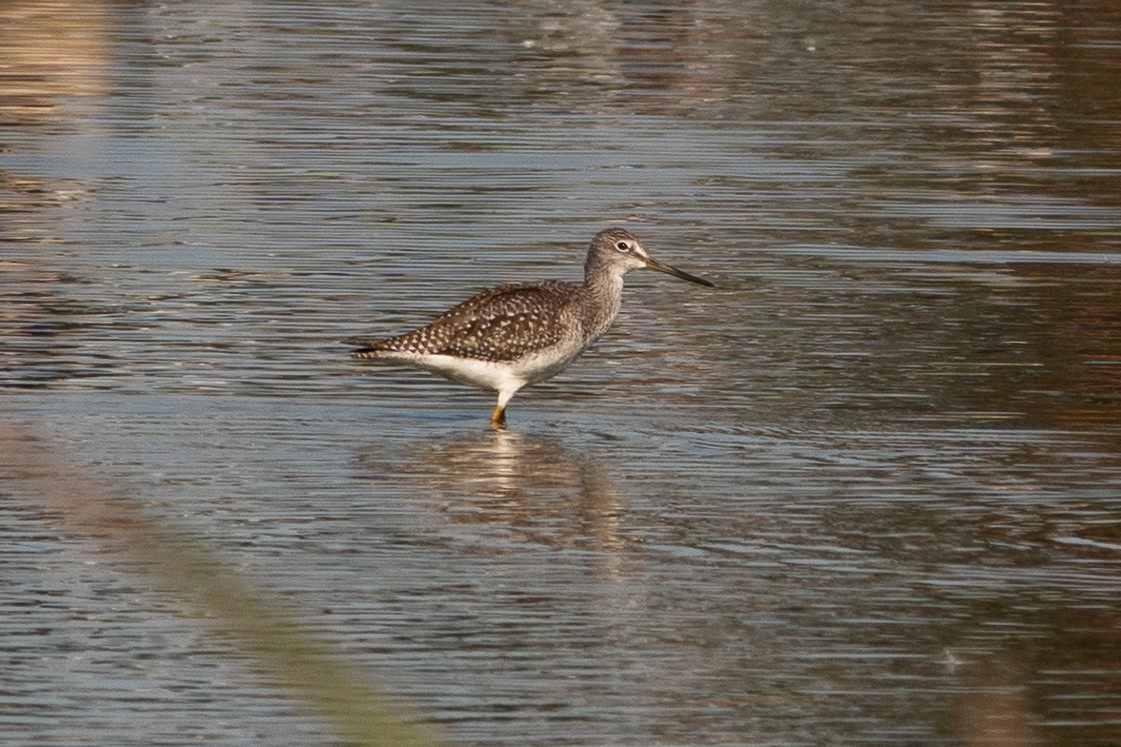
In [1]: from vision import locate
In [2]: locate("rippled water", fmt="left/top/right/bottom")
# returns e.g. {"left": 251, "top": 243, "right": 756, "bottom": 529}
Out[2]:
{"left": 3, "top": 1, "right": 1121, "bottom": 745}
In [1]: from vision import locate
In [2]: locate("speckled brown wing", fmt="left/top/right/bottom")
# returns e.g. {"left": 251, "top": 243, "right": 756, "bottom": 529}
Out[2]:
{"left": 345, "top": 281, "right": 582, "bottom": 363}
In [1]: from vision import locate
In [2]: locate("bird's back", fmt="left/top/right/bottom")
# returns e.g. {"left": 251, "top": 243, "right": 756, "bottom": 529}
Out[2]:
{"left": 346, "top": 280, "right": 584, "bottom": 363}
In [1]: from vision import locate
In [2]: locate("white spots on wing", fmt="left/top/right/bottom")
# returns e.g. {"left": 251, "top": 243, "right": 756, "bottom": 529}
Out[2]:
{"left": 368, "top": 281, "right": 581, "bottom": 363}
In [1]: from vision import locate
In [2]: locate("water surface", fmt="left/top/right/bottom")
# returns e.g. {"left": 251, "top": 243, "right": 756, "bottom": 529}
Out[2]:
{"left": 3, "top": 1, "right": 1121, "bottom": 745}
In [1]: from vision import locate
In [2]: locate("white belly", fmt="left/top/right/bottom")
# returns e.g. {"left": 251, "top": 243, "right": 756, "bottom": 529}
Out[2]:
{"left": 386, "top": 340, "right": 588, "bottom": 393}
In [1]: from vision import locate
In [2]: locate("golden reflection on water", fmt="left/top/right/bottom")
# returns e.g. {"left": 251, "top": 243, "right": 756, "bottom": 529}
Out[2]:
{"left": 0, "top": 3, "right": 105, "bottom": 244}
{"left": 0, "top": 2, "right": 112, "bottom": 119}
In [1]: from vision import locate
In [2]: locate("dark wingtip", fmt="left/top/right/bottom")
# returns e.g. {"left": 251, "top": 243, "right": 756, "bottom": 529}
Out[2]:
{"left": 344, "top": 337, "right": 395, "bottom": 361}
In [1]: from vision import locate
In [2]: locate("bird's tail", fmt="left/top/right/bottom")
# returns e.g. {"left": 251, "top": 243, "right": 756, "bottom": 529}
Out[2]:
{"left": 341, "top": 337, "right": 389, "bottom": 359}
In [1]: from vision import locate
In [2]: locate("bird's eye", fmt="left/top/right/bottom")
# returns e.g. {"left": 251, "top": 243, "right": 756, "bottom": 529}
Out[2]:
{"left": 615, "top": 241, "right": 631, "bottom": 252}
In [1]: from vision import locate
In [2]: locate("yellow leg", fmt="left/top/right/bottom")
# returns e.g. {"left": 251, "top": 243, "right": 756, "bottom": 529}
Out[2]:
{"left": 490, "top": 404, "right": 507, "bottom": 429}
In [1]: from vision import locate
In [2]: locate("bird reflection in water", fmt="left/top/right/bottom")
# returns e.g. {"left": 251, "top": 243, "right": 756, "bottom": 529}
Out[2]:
{"left": 356, "top": 430, "right": 628, "bottom": 554}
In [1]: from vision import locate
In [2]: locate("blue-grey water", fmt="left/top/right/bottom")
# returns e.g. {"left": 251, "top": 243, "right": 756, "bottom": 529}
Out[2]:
{"left": 3, "top": 1, "right": 1121, "bottom": 745}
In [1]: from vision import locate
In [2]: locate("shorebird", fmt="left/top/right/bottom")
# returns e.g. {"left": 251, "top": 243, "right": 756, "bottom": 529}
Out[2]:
{"left": 344, "top": 227, "right": 714, "bottom": 427}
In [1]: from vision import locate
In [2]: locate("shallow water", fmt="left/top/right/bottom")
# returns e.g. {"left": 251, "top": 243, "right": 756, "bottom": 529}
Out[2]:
{"left": 3, "top": 1, "right": 1121, "bottom": 745}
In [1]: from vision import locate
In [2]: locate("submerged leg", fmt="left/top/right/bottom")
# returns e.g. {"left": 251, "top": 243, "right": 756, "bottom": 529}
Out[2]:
{"left": 490, "top": 384, "right": 520, "bottom": 429}
{"left": 490, "top": 404, "right": 507, "bottom": 429}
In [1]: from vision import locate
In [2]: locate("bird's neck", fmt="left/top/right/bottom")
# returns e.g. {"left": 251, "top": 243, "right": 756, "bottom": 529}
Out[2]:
{"left": 581, "top": 263, "right": 625, "bottom": 339}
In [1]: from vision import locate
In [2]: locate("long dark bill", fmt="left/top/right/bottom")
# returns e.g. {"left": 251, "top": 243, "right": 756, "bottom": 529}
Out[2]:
{"left": 644, "top": 257, "right": 716, "bottom": 288}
